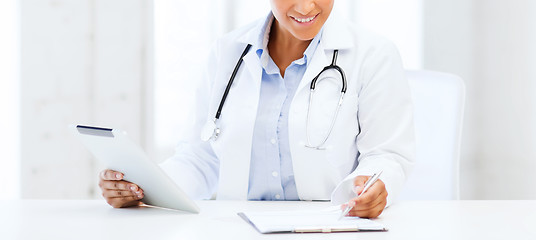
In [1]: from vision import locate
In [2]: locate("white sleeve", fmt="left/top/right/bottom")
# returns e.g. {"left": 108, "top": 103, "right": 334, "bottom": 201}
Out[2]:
{"left": 331, "top": 41, "right": 416, "bottom": 207}
{"left": 159, "top": 42, "right": 221, "bottom": 200}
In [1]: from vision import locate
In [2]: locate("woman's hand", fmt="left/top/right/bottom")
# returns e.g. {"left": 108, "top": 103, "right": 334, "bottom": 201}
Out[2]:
{"left": 98, "top": 169, "right": 144, "bottom": 208}
{"left": 341, "top": 175, "right": 388, "bottom": 218}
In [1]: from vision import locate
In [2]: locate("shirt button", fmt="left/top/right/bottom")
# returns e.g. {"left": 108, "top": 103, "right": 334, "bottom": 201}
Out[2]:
{"left": 275, "top": 194, "right": 281, "bottom": 199}
{"left": 270, "top": 138, "right": 276, "bottom": 144}
{"left": 272, "top": 171, "right": 279, "bottom": 177}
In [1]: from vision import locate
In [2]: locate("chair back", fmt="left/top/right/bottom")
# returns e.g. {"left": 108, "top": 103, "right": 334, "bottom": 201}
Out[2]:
{"left": 397, "top": 70, "right": 465, "bottom": 201}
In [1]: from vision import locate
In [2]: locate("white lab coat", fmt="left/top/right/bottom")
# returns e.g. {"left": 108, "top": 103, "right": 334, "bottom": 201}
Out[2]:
{"left": 161, "top": 13, "right": 415, "bottom": 206}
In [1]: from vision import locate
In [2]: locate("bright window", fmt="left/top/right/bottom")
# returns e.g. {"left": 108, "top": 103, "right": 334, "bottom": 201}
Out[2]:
{"left": 353, "top": 0, "right": 423, "bottom": 69}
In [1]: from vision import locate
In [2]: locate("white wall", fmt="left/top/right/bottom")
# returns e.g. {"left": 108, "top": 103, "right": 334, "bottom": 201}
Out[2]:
{"left": 19, "top": 0, "right": 153, "bottom": 199}
{"left": 0, "top": 0, "right": 20, "bottom": 199}
{"left": 471, "top": 0, "right": 536, "bottom": 199}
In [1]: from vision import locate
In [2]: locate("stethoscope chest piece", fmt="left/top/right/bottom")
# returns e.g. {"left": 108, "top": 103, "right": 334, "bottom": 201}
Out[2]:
{"left": 201, "top": 120, "right": 219, "bottom": 142}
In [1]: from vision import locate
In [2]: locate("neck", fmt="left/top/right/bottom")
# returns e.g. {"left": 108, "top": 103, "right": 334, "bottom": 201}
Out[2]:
{"left": 269, "top": 20, "right": 311, "bottom": 54}
{"left": 267, "top": 19, "right": 312, "bottom": 77}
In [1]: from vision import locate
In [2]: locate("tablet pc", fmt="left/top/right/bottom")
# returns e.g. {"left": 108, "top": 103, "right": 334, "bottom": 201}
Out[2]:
{"left": 71, "top": 125, "right": 200, "bottom": 213}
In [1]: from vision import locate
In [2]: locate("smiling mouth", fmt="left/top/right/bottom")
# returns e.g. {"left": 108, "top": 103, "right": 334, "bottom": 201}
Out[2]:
{"left": 291, "top": 14, "right": 318, "bottom": 23}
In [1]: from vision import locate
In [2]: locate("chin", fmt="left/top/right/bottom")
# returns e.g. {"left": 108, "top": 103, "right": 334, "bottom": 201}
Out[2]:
{"left": 286, "top": 21, "right": 324, "bottom": 41}
{"left": 292, "top": 30, "right": 321, "bottom": 41}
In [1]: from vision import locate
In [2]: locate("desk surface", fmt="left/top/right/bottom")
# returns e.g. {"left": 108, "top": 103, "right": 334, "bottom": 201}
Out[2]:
{"left": 1, "top": 200, "right": 535, "bottom": 240}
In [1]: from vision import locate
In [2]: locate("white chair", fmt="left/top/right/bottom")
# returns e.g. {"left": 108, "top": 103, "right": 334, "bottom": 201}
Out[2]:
{"left": 397, "top": 70, "right": 465, "bottom": 201}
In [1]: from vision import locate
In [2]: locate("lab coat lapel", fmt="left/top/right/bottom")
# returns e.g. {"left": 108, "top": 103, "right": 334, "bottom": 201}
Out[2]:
{"left": 216, "top": 49, "right": 262, "bottom": 200}
{"left": 215, "top": 14, "right": 267, "bottom": 200}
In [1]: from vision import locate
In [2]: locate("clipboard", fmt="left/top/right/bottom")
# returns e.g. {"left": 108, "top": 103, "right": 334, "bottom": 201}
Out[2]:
{"left": 238, "top": 209, "right": 387, "bottom": 233}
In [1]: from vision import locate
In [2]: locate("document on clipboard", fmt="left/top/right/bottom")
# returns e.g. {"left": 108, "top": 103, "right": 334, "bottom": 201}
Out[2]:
{"left": 238, "top": 208, "right": 387, "bottom": 234}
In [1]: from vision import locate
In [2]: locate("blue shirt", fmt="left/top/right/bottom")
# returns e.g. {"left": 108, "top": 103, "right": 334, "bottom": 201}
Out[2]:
{"left": 247, "top": 16, "right": 323, "bottom": 200}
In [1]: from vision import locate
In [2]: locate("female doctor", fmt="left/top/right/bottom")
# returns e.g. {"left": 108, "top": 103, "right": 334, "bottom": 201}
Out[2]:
{"left": 99, "top": 0, "right": 415, "bottom": 218}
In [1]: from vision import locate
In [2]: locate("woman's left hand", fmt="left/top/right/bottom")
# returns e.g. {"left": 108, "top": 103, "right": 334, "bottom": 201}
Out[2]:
{"left": 341, "top": 175, "right": 388, "bottom": 218}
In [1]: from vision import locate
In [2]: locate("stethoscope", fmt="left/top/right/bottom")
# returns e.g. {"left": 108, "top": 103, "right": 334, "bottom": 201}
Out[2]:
{"left": 201, "top": 44, "right": 347, "bottom": 150}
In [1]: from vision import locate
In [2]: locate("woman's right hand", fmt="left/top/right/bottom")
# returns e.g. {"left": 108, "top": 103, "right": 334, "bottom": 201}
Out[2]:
{"left": 98, "top": 169, "right": 144, "bottom": 208}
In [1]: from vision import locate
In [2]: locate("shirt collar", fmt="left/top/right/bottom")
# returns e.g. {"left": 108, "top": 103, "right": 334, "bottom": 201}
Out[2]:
{"left": 255, "top": 14, "right": 274, "bottom": 70}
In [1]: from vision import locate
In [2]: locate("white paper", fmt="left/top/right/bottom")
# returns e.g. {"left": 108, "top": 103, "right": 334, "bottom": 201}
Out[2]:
{"left": 239, "top": 208, "right": 386, "bottom": 233}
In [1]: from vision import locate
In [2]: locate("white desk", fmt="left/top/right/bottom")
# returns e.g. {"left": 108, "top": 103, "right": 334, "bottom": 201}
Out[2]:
{"left": 1, "top": 200, "right": 535, "bottom": 240}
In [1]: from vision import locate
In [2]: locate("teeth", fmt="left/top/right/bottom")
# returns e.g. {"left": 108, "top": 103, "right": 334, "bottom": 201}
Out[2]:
{"left": 293, "top": 15, "right": 316, "bottom": 23}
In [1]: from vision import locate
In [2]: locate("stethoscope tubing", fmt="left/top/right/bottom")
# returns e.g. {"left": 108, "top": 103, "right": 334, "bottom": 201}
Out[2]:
{"left": 215, "top": 44, "right": 253, "bottom": 120}
{"left": 310, "top": 50, "right": 347, "bottom": 93}
{"left": 305, "top": 49, "right": 347, "bottom": 149}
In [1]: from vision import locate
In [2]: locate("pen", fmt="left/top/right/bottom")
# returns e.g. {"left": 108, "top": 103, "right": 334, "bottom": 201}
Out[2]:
{"left": 338, "top": 170, "right": 383, "bottom": 220}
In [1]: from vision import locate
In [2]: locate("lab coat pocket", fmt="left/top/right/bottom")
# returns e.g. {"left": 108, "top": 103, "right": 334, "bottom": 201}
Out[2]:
{"left": 324, "top": 92, "right": 360, "bottom": 178}
{"left": 306, "top": 88, "right": 359, "bottom": 151}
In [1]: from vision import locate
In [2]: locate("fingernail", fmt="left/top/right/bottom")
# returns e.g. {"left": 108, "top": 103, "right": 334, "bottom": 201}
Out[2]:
{"left": 115, "top": 173, "right": 121, "bottom": 179}
{"left": 136, "top": 190, "right": 141, "bottom": 194}
{"left": 137, "top": 195, "right": 143, "bottom": 199}
{"left": 130, "top": 186, "right": 136, "bottom": 191}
